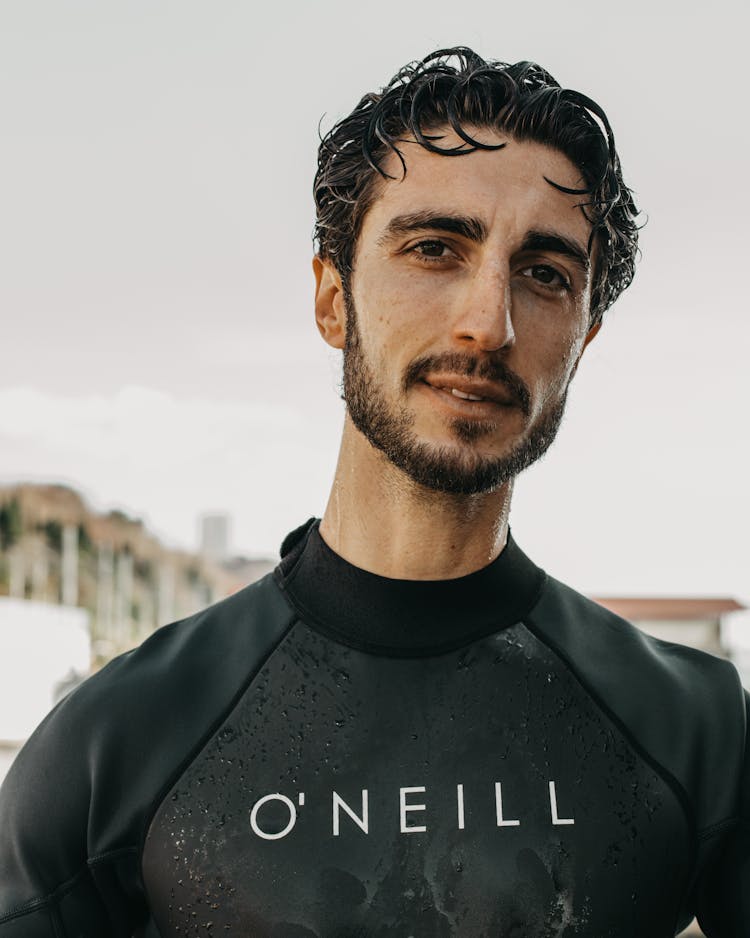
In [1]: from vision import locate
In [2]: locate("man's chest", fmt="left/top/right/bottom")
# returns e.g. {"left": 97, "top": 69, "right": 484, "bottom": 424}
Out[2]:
{"left": 142, "top": 623, "right": 689, "bottom": 937}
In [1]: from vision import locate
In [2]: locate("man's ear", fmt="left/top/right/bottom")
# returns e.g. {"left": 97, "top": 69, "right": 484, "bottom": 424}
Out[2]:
{"left": 582, "top": 320, "right": 602, "bottom": 351}
{"left": 313, "top": 256, "right": 346, "bottom": 350}
{"left": 570, "top": 320, "right": 602, "bottom": 377}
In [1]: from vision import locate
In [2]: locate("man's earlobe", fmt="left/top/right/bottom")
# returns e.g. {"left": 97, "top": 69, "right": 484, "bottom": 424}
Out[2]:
{"left": 583, "top": 320, "right": 602, "bottom": 350}
{"left": 570, "top": 320, "right": 602, "bottom": 378}
{"left": 313, "top": 256, "right": 347, "bottom": 350}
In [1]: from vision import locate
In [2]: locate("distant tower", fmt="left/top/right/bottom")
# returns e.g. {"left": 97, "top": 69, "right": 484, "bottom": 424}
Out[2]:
{"left": 200, "top": 514, "right": 230, "bottom": 564}
{"left": 114, "top": 551, "right": 134, "bottom": 645}
{"left": 96, "top": 544, "right": 114, "bottom": 645}
{"left": 61, "top": 524, "right": 79, "bottom": 606}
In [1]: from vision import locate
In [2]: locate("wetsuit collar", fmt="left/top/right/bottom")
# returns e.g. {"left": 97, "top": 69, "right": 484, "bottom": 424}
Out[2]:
{"left": 274, "top": 519, "right": 546, "bottom": 657}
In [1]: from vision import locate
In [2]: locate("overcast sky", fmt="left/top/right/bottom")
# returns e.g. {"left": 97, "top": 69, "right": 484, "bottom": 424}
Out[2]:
{"left": 1, "top": 0, "right": 748, "bottom": 602}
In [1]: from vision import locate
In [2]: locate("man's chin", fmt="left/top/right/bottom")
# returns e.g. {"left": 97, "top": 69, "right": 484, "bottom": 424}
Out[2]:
{"left": 443, "top": 417, "right": 507, "bottom": 447}
{"left": 377, "top": 405, "right": 566, "bottom": 495}
{"left": 380, "top": 438, "right": 520, "bottom": 496}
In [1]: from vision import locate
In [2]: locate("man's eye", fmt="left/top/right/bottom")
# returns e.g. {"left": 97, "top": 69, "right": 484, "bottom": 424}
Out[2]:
{"left": 521, "top": 264, "right": 570, "bottom": 290}
{"left": 413, "top": 240, "right": 450, "bottom": 258}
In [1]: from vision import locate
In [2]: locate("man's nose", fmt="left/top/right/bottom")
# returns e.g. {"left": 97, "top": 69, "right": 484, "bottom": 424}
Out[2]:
{"left": 451, "top": 264, "right": 515, "bottom": 352}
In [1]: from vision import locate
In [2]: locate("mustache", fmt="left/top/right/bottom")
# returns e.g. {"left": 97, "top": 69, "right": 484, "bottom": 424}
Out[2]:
{"left": 403, "top": 352, "right": 532, "bottom": 417}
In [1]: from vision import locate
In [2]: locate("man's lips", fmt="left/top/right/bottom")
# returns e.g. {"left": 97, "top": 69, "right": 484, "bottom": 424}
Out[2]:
{"left": 403, "top": 353, "right": 532, "bottom": 415}
{"left": 421, "top": 377, "right": 518, "bottom": 408}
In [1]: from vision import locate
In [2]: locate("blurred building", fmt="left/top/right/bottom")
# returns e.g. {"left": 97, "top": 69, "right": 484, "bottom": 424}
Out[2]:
{"left": 0, "top": 484, "right": 276, "bottom": 667}
{"left": 593, "top": 596, "right": 745, "bottom": 658}
{"left": 0, "top": 597, "right": 90, "bottom": 742}
{"left": 200, "top": 513, "right": 231, "bottom": 564}
{"left": 0, "top": 484, "right": 279, "bottom": 788}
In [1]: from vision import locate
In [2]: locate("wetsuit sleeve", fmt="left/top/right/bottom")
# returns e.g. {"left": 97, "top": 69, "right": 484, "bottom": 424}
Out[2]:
{"left": 694, "top": 690, "right": 750, "bottom": 937}
{"left": 0, "top": 694, "right": 128, "bottom": 938}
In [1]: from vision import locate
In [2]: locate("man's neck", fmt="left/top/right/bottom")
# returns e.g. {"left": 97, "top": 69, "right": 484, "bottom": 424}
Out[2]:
{"left": 319, "top": 419, "right": 513, "bottom": 580}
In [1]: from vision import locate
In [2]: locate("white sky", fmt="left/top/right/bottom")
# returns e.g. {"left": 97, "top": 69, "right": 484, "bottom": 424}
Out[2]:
{"left": 1, "top": 0, "right": 748, "bottom": 601}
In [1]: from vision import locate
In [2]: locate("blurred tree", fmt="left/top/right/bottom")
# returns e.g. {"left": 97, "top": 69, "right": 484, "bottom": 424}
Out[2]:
{"left": 42, "top": 520, "right": 63, "bottom": 552}
{"left": 0, "top": 498, "right": 22, "bottom": 550}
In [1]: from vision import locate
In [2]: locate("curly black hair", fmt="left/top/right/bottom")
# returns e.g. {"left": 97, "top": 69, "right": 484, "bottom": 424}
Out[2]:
{"left": 314, "top": 47, "right": 640, "bottom": 326}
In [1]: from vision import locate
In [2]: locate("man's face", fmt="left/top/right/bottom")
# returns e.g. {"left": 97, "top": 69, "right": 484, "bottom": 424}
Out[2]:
{"left": 328, "top": 129, "right": 598, "bottom": 495}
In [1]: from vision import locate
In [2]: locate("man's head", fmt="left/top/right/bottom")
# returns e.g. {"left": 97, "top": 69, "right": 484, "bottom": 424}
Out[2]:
{"left": 313, "top": 48, "right": 640, "bottom": 496}
{"left": 315, "top": 47, "right": 639, "bottom": 328}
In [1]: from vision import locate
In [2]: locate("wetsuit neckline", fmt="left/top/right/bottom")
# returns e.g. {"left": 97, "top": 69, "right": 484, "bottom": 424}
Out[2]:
{"left": 274, "top": 519, "right": 546, "bottom": 657}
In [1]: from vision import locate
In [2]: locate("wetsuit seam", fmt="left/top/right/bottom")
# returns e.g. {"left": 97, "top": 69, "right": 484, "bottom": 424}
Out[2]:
{"left": 88, "top": 844, "right": 139, "bottom": 866}
{"left": 287, "top": 602, "right": 516, "bottom": 657}
{"left": 50, "top": 905, "right": 66, "bottom": 938}
{"left": 697, "top": 816, "right": 739, "bottom": 842}
{"left": 0, "top": 864, "right": 89, "bottom": 924}
{"left": 0, "top": 847, "right": 141, "bottom": 926}
{"left": 282, "top": 570, "right": 549, "bottom": 659}
{"left": 137, "top": 613, "right": 297, "bottom": 882}
{"left": 521, "top": 617, "right": 697, "bottom": 823}
{"left": 520, "top": 616, "right": 699, "bottom": 932}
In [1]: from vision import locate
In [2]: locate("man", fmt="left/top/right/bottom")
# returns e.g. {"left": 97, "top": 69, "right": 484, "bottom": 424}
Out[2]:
{"left": 0, "top": 47, "right": 747, "bottom": 938}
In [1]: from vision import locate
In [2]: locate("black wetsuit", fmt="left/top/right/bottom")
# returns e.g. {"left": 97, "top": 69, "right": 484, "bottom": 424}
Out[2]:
{"left": 1, "top": 519, "right": 748, "bottom": 937}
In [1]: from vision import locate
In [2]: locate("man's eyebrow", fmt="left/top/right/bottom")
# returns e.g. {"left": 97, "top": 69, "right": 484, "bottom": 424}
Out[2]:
{"left": 377, "top": 212, "right": 488, "bottom": 245}
{"left": 521, "top": 230, "right": 591, "bottom": 274}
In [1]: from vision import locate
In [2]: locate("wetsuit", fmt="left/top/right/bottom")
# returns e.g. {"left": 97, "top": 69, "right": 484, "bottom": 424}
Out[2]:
{"left": 0, "top": 519, "right": 748, "bottom": 937}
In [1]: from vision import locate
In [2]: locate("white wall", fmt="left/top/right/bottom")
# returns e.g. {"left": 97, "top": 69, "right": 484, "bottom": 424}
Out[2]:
{"left": 0, "top": 597, "right": 90, "bottom": 743}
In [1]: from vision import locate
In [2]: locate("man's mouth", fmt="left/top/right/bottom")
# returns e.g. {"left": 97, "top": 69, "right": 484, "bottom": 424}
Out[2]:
{"left": 402, "top": 354, "right": 532, "bottom": 416}
{"left": 448, "top": 388, "right": 484, "bottom": 402}
{"left": 422, "top": 378, "right": 517, "bottom": 408}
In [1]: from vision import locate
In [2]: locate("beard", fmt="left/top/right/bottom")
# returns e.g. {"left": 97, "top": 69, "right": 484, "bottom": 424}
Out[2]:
{"left": 342, "top": 294, "right": 570, "bottom": 496}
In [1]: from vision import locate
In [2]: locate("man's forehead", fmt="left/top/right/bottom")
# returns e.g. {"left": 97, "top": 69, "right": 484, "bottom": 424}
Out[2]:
{"left": 379, "top": 127, "right": 583, "bottom": 182}
{"left": 366, "top": 134, "right": 592, "bottom": 246}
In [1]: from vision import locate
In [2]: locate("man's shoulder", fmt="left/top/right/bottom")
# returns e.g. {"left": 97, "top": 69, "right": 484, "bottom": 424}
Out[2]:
{"left": 526, "top": 573, "right": 745, "bottom": 830}
{"left": 530, "top": 573, "right": 737, "bottom": 682}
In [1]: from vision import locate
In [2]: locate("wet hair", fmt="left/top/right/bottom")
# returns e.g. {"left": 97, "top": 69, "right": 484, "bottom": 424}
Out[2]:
{"left": 314, "top": 47, "right": 640, "bottom": 325}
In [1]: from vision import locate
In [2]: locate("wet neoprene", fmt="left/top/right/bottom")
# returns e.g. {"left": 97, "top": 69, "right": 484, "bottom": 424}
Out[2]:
{"left": 1, "top": 520, "right": 747, "bottom": 937}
